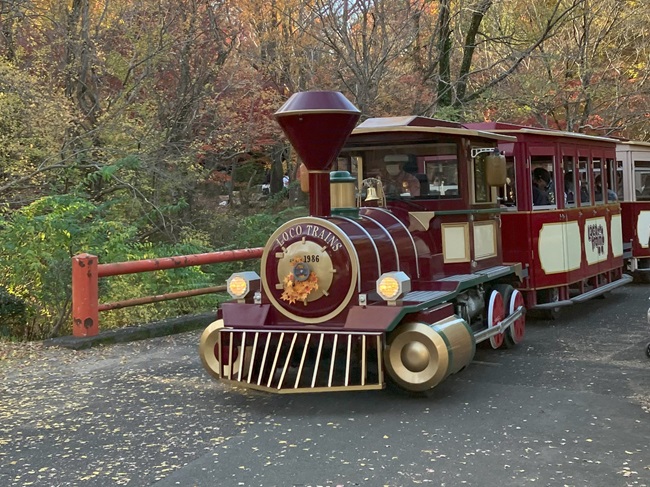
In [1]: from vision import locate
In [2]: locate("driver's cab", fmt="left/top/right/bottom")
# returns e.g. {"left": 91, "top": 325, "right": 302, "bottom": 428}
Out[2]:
{"left": 331, "top": 116, "right": 511, "bottom": 211}
{"left": 336, "top": 144, "right": 462, "bottom": 206}
{"left": 327, "top": 116, "right": 514, "bottom": 275}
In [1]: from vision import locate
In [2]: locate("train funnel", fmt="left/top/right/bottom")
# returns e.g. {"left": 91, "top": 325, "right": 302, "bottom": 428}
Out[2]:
{"left": 274, "top": 91, "right": 361, "bottom": 217}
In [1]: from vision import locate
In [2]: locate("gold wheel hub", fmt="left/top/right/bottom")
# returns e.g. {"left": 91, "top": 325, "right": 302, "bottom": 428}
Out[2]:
{"left": 401, "top": 341, "right": 430, "bottom": 373}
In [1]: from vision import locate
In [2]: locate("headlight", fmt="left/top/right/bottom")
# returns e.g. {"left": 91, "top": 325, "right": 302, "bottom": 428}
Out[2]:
{"left": 227, "top": 271, "right": 260, "bottom": 300}
{"left": 376, "top": 272, "right": 411, "bottom": 304}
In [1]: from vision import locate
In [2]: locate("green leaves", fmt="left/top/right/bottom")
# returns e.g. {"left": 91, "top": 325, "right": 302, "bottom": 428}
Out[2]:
{"left": 83, "top": 155, "right": 143, "bottom": 186}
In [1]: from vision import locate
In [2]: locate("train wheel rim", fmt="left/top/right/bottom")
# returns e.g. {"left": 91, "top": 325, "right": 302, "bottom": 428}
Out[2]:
{"left": 384, "top": 321, "right": 449, "bottom": 392}
{"left": 508, "top": 289, "right": 525, "bottom": 344}
{"left": 487, "top": 290, "right": 505, "bottom": 349}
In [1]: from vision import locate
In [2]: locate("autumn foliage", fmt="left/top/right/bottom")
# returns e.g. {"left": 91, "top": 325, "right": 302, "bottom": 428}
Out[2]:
{"left": 0, "top": 0, "right": 648, "bottom": 338}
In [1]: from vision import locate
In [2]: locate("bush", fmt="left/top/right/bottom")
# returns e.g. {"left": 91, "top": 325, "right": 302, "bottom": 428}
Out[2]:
{"left": 0, "top": 195, "right": 307, "bottom": 341}
{"left": 0, "top": 287, "right": 26, "bottom": 339}
{"left": 99, "top": 238, "right": 223, "bottom": 329}
{"left": 0, "top": 195, "right": 139, "bottom": 339}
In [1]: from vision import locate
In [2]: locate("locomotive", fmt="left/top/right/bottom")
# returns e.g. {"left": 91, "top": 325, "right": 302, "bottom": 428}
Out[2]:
{"left": 199, "top": 91, "right": 528, "bottom": 394}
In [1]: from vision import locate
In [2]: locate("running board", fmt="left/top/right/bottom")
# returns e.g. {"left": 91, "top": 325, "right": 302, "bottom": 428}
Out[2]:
{"left": 571, "top": 274, "right": 632, "bottom": 303}
{"left": 533, "top": 299, "right": 573, "bottom": 310}
{"left": 532, "top": 274, "right": 633, "bottom": 309}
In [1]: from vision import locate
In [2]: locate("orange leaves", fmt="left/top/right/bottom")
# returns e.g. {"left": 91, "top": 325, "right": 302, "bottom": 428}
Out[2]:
{"left": 280, "top": 256, "right": 319, "bottom": 304}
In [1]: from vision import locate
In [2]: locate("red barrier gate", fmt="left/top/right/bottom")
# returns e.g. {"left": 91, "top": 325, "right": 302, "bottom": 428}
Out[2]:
{"left": 72, "top": 248, "right": 264, "bottom": 337}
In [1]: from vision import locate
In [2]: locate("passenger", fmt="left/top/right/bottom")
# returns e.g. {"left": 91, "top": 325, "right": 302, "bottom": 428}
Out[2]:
{"left": 639, "top": 174, "right": 650, "bottom": 200}
{"left": 616, "top": 173, "right": 624, "bottom": 199}
{"left": 532, "top": 167, "right": 551, "bottom": 206}
{"left": 382, "top": 155, "right": 420, "bottom": 197}
{"left": 580, "top": 183, "right": 590, "bottom": 203}
{"left": 546, "top": 177, "right": 556, "bottom": 203}
{"left": 564, "top": 171, "right": 575, "bottom": 204}
{"left": 595, "top": 175, "right": 617, "bottom": 201}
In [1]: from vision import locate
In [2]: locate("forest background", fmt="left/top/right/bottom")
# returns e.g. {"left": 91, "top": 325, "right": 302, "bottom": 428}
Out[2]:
{"left": 0, "top": 0, "right": 648, "bottom": 340}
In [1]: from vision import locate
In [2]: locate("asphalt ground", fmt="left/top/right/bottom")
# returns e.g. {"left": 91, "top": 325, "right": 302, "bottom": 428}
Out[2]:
{"left": 1, "top": 283, "right": 649, "bottom": 487}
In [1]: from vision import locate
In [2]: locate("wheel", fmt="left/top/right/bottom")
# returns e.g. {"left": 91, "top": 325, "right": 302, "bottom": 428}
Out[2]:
{"left": 383, "top": 319, "right": 474, "bottom": 393}
{"left": 634, "top": 272, "right": 650, "bottom": 284}
{"left": 494, "top": 284, "right": 525, "bottom": 348}
{"left": 486, "top": 289, "right": 505, "bottom": 349}
{"left": 199, "top": 319, "right": 252, "bottom": 380}
{"left": 645, "top": 342, "right": 650, "bottom": 359}
{"left": 384, "top": 321, "right": 450, "bottom": 393}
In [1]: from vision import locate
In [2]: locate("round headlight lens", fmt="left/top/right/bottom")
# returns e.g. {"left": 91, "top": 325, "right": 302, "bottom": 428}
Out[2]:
{"left": 378, "top": 276, "right": 400, "bottom": 300}
{"left": 228, "top": 275, "right": 248, "bottom": 298}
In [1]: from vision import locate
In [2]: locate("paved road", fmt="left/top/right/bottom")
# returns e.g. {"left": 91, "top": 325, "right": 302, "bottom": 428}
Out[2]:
{"left": 1, "top": 284, "right": 650, "bottom": 487}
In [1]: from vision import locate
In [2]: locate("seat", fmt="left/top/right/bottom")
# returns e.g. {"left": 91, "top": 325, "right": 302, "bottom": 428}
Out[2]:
{"left": 415, "top": 174, "right": 429, "bottom": 196}
{"left": 403, "top": 157, "right": 418, "bottom": 175}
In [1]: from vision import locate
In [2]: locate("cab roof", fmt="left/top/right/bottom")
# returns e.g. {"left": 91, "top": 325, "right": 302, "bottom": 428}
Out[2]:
{"left": 352, "top": 116, "right": 516, "bottom": 142}
{"left": 465, "top": 122, "right": 619, "bottom": 144}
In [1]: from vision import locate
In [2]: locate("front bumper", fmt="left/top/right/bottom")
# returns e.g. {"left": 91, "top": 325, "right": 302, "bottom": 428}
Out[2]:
{"left": 212, "top": 328, "right": 385, "bottom": 393}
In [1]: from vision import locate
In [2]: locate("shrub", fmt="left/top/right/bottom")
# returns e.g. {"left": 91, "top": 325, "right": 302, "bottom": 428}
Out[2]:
{"left": 99, "top": 238, "right": 223, "bottom": 329}
{"left": 0, "top": 287, "right": 26, "bottom": 339}
{"left": 0, "top": 195, "right": 139, "bottom": 339}
{"left": 0, "top": 195, "right": 307, "bottom": 341}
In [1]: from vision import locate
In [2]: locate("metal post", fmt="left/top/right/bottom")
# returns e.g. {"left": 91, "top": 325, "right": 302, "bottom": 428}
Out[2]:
{"left": 72, "top": 253, "right": 99, "bottom": 337}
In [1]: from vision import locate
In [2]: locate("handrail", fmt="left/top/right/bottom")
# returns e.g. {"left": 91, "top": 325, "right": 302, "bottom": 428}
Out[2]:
{"left": 71, "top": 248, "right": 264, "bottom": 337}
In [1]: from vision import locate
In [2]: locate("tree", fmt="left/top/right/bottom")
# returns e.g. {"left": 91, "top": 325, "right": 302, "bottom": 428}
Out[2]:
{"left": 231, "top": 0, "right": 320, "bottom": 193}
{"left": 405, "top": 0, "right": 587, "bottom": 119}
{"left": 0, "top": 0, "right": 243, "bottom": 239}
{"left": 305, "top": 0, "right": 419, "bottom": 118}
{"left": 496, "top": 0, "right": 650, "bottom": 136}
{"left": 0, "top": 60, "right": 73, "bottom": 207}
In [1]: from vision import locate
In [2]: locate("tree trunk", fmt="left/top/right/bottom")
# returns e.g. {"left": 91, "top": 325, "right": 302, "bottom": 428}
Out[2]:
{"left": 436, "top": 0, "right": 453, "bottom": 108}
{"left": 65, "top": 0, "right": 100, "bottom": 129}
{"left": 455, "top": 0, "right": 493, "bottom": 107}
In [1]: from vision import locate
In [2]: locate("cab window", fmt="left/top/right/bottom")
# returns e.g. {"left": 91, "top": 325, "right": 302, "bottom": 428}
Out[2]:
{"left": 635, "top": 161, "right": 650, "bottom": 201}
{"left": 425, "top": 155, "right": 459, "bottom": 198}
{"left": 497, "top": 156, "right": 516, "bottom": 207}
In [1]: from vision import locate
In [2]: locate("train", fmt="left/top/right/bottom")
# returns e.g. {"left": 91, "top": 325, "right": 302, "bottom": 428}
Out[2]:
{"left": 464, "top": 121, "right": 632, "bottom": 317}
{"left": 615, "top": 140, "right": 650, "bottom": 278}
{"left": 198, "top": 90, "right": 641, "bottom": 394}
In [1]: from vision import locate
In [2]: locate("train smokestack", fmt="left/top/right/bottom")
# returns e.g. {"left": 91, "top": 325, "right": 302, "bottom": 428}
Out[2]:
{"left": 274, "top": 91, "right": 360, "bottom": 217}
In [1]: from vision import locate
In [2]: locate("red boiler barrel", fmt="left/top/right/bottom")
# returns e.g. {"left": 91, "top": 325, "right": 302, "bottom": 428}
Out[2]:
{"left": 261, "top": 214, "right": 422, "bottom": 324}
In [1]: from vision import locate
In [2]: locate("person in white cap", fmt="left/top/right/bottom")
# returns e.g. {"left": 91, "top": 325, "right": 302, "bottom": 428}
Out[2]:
{"left": 382, "top": 155, "right": 420, "bottom": 197}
